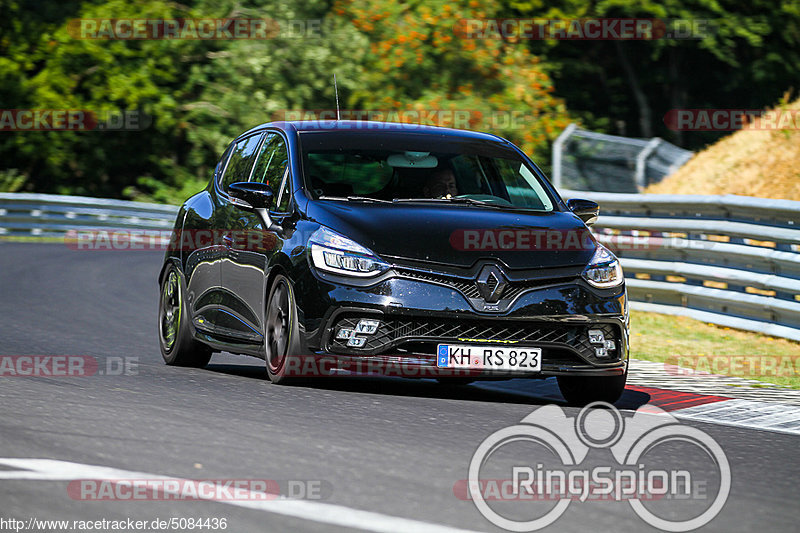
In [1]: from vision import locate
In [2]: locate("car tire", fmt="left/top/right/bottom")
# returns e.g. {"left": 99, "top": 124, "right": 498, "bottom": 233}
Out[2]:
{"left": 557, "top": 371, "right": 627, "bottom": 406}
{"left": 265, "top": 274, "right": 302, "bottom": 384}
{"left": 158, "top": 266, "right": 212, "bottom": 368}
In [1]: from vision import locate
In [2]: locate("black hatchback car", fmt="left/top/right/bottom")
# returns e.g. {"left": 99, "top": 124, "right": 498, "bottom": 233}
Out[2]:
{"left": 158, "top": 121, "right": 629, "bottom": 404}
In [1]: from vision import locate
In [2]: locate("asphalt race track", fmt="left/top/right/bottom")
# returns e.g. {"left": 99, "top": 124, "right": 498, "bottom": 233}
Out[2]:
{"left": 1, "top": 242, "right": 798, "bottom": 532}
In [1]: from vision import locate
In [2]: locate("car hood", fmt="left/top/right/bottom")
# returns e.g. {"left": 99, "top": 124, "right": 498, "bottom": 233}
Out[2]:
{"left": 305, "top": 201, "right": 596, "bottom": 271}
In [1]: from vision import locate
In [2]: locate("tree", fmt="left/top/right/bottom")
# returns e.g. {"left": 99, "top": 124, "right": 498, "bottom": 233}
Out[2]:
{"left": 0, "top": 0, "right": 371, "bottom": 201}
{"left": 334, "top": 0, "right": 571, "bottom": 165}
{"left": 505, "top": 0, "right": 800, "bottom": 148}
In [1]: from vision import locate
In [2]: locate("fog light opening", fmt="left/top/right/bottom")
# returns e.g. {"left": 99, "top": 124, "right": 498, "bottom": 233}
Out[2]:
{"left": 336, "top": 328, "right": 354, "bottom": 340}
{"left": 588, "top": 329, "right": 615, "bottom": 358}
{"left": 588, "top": 329, "right": 605, "bottom": 344}
{"left": 347, "top": 336, "right": 367, "bottom": 348}
{"left": 355, "top": 319, "right": 380, "bottom": 335}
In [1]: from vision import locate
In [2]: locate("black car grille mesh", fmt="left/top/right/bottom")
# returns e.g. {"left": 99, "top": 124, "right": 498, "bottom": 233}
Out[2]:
{"left": 330, "top": 316, "right": 620, "bottom": 364}
{"left": 395, "top": 269, "right": 577, "bottom": 302}
{"left": 396, "top": 270, "right": 481, "bottom": 298}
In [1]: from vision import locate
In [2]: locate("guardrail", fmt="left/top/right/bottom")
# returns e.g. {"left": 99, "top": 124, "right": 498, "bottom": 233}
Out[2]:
{"left": 561, "top": 189, "right": 800, "bottom": 341}
{"left": 2, "top": 191, "right": 799, "bottom": 342}
{"left": 552, "top": 124, "right": 693, "bottom": 192}
{"left": 0, "top": 192, "right": 178, "bottom": 237}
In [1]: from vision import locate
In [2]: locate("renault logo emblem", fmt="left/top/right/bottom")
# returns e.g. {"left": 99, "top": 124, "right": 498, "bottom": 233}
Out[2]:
{"left": 476, "top": 265, "right": 507, "bottom": 303}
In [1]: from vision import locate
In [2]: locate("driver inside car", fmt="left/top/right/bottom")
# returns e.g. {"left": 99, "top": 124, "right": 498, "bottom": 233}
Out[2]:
{"left": 423, "top": 168, "right": 459, "bottom": 198}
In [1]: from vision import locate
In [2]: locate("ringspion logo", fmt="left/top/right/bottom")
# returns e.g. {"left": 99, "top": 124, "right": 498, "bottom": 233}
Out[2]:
{"left": 464, "top": 403, "right": 730, "bottom": 531}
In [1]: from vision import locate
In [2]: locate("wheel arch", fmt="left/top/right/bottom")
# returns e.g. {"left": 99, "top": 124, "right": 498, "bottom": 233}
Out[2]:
{"left": 265, "top": 251, "right": 295, "bottom": 298}
{"left": 264, "top": 251, "right": 309, "bottom": 355}
{"left": 158, "top": 201, "right": 190, "bottom": 286}
{"left": 158, "top": 256, "right": 183, "bottom": 287}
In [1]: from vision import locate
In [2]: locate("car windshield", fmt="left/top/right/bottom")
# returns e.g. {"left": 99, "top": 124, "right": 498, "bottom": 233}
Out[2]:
{"left": 298, "top": 131, "right": 555, "bottom": 211}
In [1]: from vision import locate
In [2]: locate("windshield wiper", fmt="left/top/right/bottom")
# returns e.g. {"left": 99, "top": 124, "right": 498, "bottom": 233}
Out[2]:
{"left": 346, "top": 196, "right": 392, "bottom": 203}
{"left": 318, "top": 195, "right": 392, "bottom": 203}
{"left": 392, "top": 197, "right": 503, "bottom": 208}
{"left": 324, "top": 196, "right": 505, "bottom": 208}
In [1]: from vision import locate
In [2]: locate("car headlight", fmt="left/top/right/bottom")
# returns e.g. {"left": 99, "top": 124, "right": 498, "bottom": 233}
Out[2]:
{"left": 309, "top": 227, "right": 389, "bottom": 278}
{"left": 582, "top": 244, "right": 624, "bottom": 288}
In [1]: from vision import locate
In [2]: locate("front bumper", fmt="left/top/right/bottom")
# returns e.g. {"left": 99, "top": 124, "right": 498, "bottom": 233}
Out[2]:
{"left": 293, "top": 267, "right": 629, "bottom": 379}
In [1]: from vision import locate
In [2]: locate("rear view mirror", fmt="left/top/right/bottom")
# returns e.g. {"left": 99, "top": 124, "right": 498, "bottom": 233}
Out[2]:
{"left": 566, "top": 198, "right": 599, "bottom": 226}
{"left": 386, "top": 151, "right": 439, "bottom": 168}
{"left": 228, "top": 182, "right": 274, "bottom": 210}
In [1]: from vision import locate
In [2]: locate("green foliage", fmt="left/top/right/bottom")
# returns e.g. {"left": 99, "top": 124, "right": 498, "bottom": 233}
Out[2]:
{"left": 503, "top": 0, "right": 800, "bottom": 146}
{"left": 0, "top": 168, "right": 25, "bottom": 192}
{"left": 336, "top": 0, "right": 571, "bottom": 163}
{"left": 2, "top": 0, "right": 370, "bottom": 201}
{"left": 1, "top": 0, "right": 798, "bottom": 201}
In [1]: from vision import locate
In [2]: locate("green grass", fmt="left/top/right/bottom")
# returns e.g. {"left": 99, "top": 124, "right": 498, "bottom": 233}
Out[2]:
{"left": 0, "top": 236, "right": 67, "bottom": 243}
{"left": 630, "top": 310, "right": 800, "bottom": 389}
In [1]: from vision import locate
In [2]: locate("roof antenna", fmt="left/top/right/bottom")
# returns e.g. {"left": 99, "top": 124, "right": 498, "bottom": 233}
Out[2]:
{"left": 333, "top": 73, "right": 340, "bottom": 120}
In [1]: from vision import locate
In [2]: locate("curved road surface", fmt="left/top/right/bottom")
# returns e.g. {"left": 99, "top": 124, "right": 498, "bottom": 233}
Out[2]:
{"left": 0, "top": 243, "right": 797, "bottom": 532}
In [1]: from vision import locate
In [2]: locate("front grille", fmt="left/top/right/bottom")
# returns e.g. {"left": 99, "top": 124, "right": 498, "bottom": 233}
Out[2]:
{"left": 395, "top": 268, "right": 576, "bottom": 302}
{"left": 329, "top": 316, "right": 621, "bottom": 364}
{"left": 396, "top": 269, "right": 480, "bottom": 298}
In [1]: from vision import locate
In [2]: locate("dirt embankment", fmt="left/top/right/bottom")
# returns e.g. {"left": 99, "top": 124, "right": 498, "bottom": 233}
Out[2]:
{"left": 647, "top": 96, "right": 800, "bottom": 201}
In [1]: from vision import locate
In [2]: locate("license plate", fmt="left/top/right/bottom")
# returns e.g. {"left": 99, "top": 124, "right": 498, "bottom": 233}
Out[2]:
{"left": 436, "top": 344, "right": 541, "bottom": 372}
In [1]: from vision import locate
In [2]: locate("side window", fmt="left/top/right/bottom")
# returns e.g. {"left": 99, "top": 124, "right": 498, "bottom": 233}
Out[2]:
{"left": 251, "top": 133, "right": 290, "bottom": 210}
{"left": 276, "top": 169, "right": 292, "bottom": 212}
{"left": 215, "top": 143, "right": 234, "bottom": 182}
{"left": 494, "top": 158, "right": 553, "bottom": 211}
{"left": 220, "top": 134, "right": 263, "bottom": 191}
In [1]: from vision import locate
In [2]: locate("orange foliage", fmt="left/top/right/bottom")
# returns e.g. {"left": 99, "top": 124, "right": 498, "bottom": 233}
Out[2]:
{"left": 332, "top": 0, "right": 572, "bottom": 162}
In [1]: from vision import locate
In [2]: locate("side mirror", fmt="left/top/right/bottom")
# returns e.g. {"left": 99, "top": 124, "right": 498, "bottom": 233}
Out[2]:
{"left": 566, "top": 198, "right": 599, "bottom": 226}
{"left": 228, "top": 182, "right": 274, "bottom": 210}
